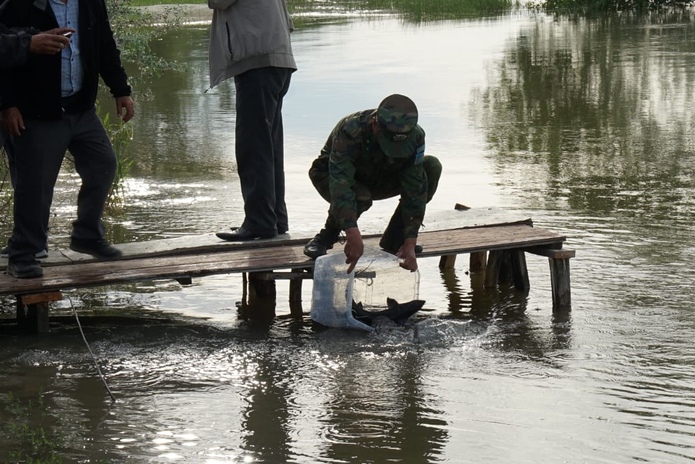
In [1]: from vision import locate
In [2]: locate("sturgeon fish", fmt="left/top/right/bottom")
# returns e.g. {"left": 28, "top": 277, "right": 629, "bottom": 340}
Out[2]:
{"left": 351, "top": 298, "right": 426, "bottom": 326}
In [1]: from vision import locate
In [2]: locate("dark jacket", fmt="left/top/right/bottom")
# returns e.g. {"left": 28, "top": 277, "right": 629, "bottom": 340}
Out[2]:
{"left": 0, "top": 22, "right": 34, "bottom": 69}
{"left": 0, "top": 0, "right": 131, "bottom": 120}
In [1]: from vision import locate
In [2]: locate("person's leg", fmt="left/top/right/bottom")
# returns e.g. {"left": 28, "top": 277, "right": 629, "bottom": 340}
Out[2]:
{"left": 379, "top": 155, "right": 442, "bottom": 251}
{"left": 305, "top": 161, "right": 379, "bottom": 258}
{"left": 234, "top": 66, "right": 290, "bottom": 237}
{"left": 6, "top": 117, "right": 70, "bottom": 275}
{"left": 66, "top": 108, "right": 117, "bottom": 241}
{"left": 308, "top": 156, "right": 331, "bottom": 203}
{"left": 352, "top": 182, "right": 374, "bottom": 219}
{"left": 270, "top": 68, "right": 292, "bottom": 234}
{"left": 423, "top": 155, "right": 442, "bottom": 203}
{"left": 0, "top": 129, "right": 52, "bottom": 259}
{"left": 304, "top": 159, "right": 341, "bottom": 257}
{"left": 309, "top": 157, "right": 375, "bottom": 224}
{"left": 2, "top": 130, "right": 51, "bottom": 257}
{"left": 1, "top": 131, "right": 15, "bottom": 255}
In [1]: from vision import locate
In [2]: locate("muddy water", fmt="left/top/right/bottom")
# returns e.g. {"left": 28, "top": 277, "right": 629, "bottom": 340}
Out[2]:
{"left": 2, "top": 7, "right": 695, "bottom": 464}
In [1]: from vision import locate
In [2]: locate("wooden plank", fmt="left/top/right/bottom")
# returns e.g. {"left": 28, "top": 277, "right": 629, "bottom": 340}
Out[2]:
{"left": 1, "top": 246, "right": 312, "bottom": 296}
{"left": 19, "top": 291, "right": 63, "bottom": 305}
{"left": 0, "top": 215, "right": 538, "bottom": 269}
{"left": 0, "top": 223, "right": 567, "bottom": 297}
{"left": 416, "top": 223, "right": 561, "bottom": 258}
{"left": 526, "top": 246, "right": 576, "bottom": 259}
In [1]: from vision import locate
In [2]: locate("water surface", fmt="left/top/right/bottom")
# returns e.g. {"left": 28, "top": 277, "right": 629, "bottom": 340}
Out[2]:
{"left": 2, "top": 6, "right": 695, "bottom": 463}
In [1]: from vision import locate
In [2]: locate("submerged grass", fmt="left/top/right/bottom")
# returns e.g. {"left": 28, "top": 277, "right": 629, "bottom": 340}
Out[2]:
{"left": 0, "top": 393, "right": 64, "bottom": 464}
{"left": 0, "top": 392, "right": 116, "bottom": 463}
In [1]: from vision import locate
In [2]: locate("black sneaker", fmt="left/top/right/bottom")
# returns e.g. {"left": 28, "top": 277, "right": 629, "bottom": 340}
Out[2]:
{"left": 69, "top": 238, "right": 123, "bottom": 260}
{"left": 7, "top": 259, "right": 43, "bottom": 279}
{"left": 1, "top": 246, "right": 48, "bottom": 259}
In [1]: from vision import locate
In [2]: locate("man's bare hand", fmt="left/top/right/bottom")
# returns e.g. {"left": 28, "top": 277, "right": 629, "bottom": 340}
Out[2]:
{"left": 344, "top": 227, "right": 364, "bottom": 274}
{"left": 29, "top": 29, "right": 73, "bottom": 55}
{"left": 396, "top": 238, "right": 418, "bottom": 272}
{"left": 1, "top": 107, "right": 25, "bottom": 137}
{"left": 115, "top": 96, "right": 135, "bottom": 123}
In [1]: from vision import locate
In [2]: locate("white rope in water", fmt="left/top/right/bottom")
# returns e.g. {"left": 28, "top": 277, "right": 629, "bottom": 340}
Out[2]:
{"left": 67, "top": 296, "right": 116, "bottom": 403}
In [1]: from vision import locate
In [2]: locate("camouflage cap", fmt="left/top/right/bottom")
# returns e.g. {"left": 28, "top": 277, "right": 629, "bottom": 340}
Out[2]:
{"left": 376, "top": 94, "right": 419, "bottom": 158}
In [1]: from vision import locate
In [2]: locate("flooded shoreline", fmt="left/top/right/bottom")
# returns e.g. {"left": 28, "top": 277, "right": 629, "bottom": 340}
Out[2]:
{"left": 3, "top": 6, "right": 695, "bottom": 463}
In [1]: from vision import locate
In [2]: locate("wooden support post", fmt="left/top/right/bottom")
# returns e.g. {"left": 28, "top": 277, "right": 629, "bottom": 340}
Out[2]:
{"left": 245, "top": 271, "right": 276, "bottom": 319}
{"left": 484, "top": 249, "right": 529, "bottom": 292}
{"left": 174, "top": 276, "right": 193, "bottom": 285}
{"left": 16, "top": 292, "right": 62, "bottom": 334}
{"left": 508, "top": 250, "right": 530, "bottom": 291}
{"left": 525, "top": 247, "right": 575, "bottom": 312}
{"left": 468, "top": 251, "right": 487, "bottom": 308}
{"left": 440, "top": 268, "right": 463, "bottom": 313}
{"left": 549, "top": 258, "right": 572, "bottom": 311}
{"left": 498, "top": 251, "right": 514, "bottom": 286}
{"left": 485, "top": 250, "right": 504, "bottom": 289}
{"left": 439, "top": 254, "right": 457, "bottom": 270}
{"left": 288, "top": 268, "right": 305, "bottom": 318}
{"left": 469, "top": 251, "right": 486, "bottom": 274}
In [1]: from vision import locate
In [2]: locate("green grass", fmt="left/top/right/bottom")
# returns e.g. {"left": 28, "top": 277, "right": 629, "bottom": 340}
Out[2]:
{"left": 0, "top": 393, "right": 65, "bottom": 464}
{"left": 128, "top": 0, "right": 513, "bottom": 17}
{"left": 128, "top": 0, "right": 203, "bottom": 5}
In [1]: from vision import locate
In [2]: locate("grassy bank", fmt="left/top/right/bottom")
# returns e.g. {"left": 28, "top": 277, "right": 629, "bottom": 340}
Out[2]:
{"left": 129, "top": 0, "right": 513, "bottom": 16}
{"left": 129, "top": 0, "right": 201, "bottom": 5}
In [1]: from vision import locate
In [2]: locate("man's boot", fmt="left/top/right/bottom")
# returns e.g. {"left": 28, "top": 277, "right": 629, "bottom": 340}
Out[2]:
{"left": 304, "top": 226, "right": 341, "bottom": 259}
{"left": 379, "top": 205, "right": 423, "bottom": 254}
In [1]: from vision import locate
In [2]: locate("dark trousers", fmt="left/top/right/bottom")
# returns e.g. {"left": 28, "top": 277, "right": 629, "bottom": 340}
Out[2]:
{"left": 234, "top": 66, "right": 293, "bottom": 235}
{"left": 309, "top": 155, "right": 442, "bottom": 238}
{"left": 6, "top": 107, "right": 116, "bottom": 261}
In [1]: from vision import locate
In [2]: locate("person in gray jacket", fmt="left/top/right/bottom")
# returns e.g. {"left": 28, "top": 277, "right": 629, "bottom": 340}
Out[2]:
{"left": 208, "top": 0, "right": 297, "bottom": 241}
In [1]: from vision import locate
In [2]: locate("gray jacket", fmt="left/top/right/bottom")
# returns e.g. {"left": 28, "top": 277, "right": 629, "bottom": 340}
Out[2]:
{"left": 208, "top": 0, "right": 297, "bottom": 88}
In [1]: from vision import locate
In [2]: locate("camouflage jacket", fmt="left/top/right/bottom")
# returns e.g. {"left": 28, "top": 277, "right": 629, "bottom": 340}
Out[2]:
{"left": 318, "top": 109, "right": 427, "bottom": 239}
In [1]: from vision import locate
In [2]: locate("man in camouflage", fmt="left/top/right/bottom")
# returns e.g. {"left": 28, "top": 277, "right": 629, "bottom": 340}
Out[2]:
{"left": 304, "top": 94, "right": 442, "bottom": 273}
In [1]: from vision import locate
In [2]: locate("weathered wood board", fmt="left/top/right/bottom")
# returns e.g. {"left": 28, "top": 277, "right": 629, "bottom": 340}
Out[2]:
{"left": 0, "top": 221, "right": 566, "bottom": 297}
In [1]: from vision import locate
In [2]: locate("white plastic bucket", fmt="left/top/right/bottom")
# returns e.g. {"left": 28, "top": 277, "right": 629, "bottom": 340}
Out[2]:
{"left": 310, "top": 247, "right": 420, "bottom": 331}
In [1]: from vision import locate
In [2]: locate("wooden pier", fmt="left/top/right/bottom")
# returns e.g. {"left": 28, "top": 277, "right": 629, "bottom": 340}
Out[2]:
{"left": 0, "top": 217, "right": 575, "bottom": 333}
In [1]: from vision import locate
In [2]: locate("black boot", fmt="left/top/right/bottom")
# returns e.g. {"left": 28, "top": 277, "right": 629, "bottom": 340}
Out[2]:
{"left": 304, "top": 226, "right": 341, "bottom": 259}
{"left": 379, "top": 205, "right": 406, "bottom": 252}
{"left": 379, "top": 206, "right": 423, "bottom": 254}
